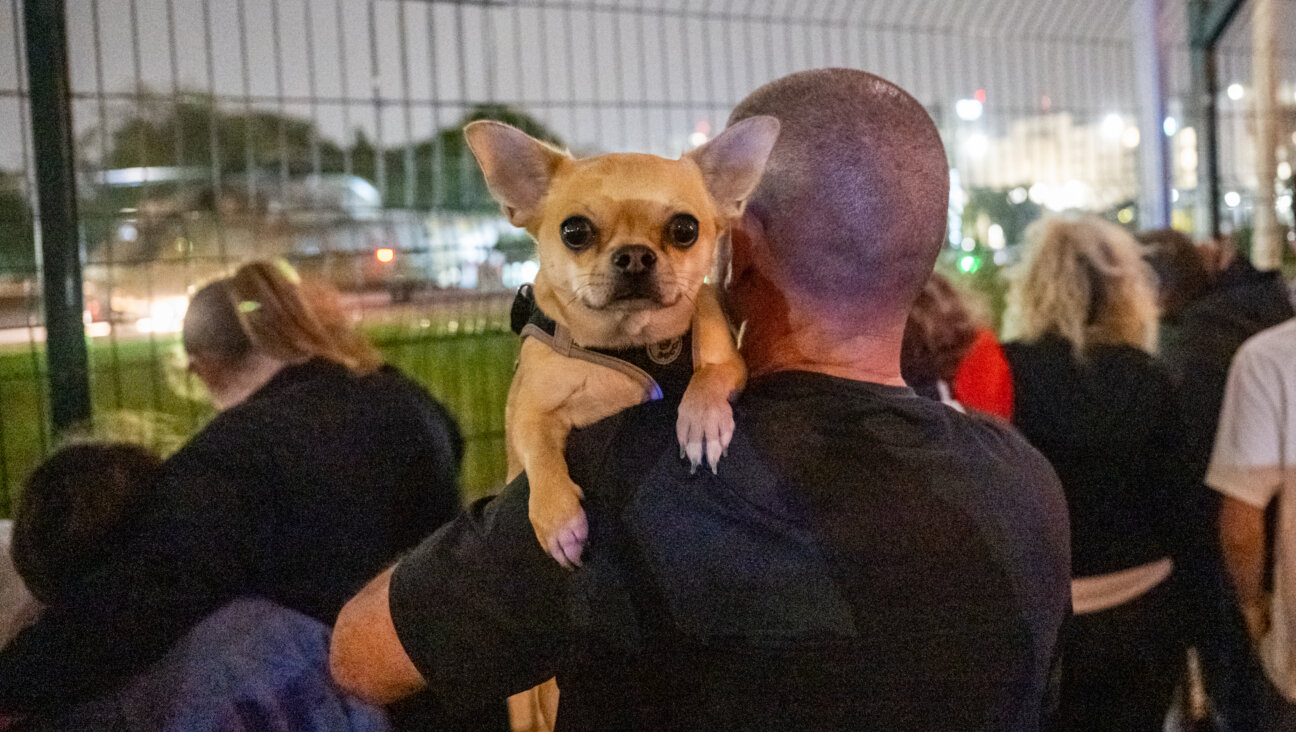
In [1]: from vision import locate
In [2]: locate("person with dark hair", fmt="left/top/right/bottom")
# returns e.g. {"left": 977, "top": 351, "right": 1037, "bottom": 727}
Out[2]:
{"left": 1139, "top": 229, "right": 1292, "bottom": 480}
{"left": 331, "top": 69, "right": 1069, "bottom": 731}
{"left": 10, "top": 443, "right": 164, "bottom": 608}
{"left": 1139, "top": 228, "right": 1294, "bottom": 731}
{"left": 902, "top": 271, "right": 1014, "bottom": 417}
{"left": 1139, "top": 228, "right": 1213, "bottom": 326}
{"left": 1, "top": 443, "right": 163, "bottom": 649}
{"left": 901, "top": 272, "right": 980, "bottom": 406}
{"left": 3, "top": 442, "right": 390, "bottom": 730}
{"left": 1004, "top": 215, "right": 1190, "bottom": 730}
{"left": 0, "top": 260, "right": 465, "bottom": 720}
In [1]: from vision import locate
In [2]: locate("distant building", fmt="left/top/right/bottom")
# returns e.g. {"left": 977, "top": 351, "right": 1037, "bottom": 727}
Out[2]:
{"left": 952, "top": 112, "right": 1140, "bottom": 211}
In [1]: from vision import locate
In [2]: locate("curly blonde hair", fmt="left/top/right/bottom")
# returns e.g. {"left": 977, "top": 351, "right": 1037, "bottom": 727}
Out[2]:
{"left": 1004, "top": 215, "right": 1158, "bottom": 356}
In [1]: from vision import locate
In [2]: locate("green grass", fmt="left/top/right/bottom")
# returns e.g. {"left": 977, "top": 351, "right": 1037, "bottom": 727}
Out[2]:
{"left": 0, "top": 320, "right": 518, "bottom": 517}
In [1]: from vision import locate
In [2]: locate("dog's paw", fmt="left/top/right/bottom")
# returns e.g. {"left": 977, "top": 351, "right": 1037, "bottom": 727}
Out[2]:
{"left": 529, "top": 479, "right": 588, "bottom": 570}
{"left": 677, "top": 373, "right": 736, "bottom": 475}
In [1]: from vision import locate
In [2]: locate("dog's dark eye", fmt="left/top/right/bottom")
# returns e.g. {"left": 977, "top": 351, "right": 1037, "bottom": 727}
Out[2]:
{"left": 559, "top": 216, "right": 596, "bottom": 251}
{"left": 666, "top": 214, "right": 699, "bottom": 248}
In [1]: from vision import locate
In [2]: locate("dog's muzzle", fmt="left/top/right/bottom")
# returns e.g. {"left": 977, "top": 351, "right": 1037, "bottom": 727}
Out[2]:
{"left": 608, "top": 244, "right": 661, "bottom": 303}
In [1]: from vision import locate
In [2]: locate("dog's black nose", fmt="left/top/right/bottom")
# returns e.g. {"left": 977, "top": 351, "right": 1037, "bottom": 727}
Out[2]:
{"left": 610, "top": 245, "right": 657, "bottom": 274}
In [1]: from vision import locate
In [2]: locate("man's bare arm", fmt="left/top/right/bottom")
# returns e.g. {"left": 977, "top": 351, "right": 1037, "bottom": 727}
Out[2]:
{"left": 1219, "top": 496, "right": 1270, "bottom": 645}
{"left": 330, "top": 566, "right": 427, "bottom": 705}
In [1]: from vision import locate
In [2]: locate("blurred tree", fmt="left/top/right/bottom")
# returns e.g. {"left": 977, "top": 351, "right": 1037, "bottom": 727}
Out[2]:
{"left": 0, "top": 172, "right": 35, "bottom": 276}
{"left": 86, "top": 96, "right": 562, "bottom": 213}
{"left": 379, "top": 104, "right": 564, "bottom": 211}
{"left": 946, "top": 186, "right": 1040, "bottom": 333}
{"left": 494, "top": 230, "right": 535, "bottom": 263}
{"left": 87, "top": 93, "right": 345, "bottom": 175}
{"left": 937, "top": 246, "right": 1009, "bottom": 333}
{"left": 961, "top": 186, "right": 1042, "bottom": 247}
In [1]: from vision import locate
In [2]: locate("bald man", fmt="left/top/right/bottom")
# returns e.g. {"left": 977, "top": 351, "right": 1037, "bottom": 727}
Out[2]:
{"left": 331, "top": 69, "right": 1070, "bottom": 730}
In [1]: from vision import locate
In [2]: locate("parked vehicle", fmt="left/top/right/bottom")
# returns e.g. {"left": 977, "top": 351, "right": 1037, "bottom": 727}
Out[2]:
{"left": 83, "top": 172, "right": 439, "bottom": 330}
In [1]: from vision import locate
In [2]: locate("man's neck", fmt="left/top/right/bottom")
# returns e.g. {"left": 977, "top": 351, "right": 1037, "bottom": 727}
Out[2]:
{"left": 744, "top": 317, "right": 906, "bottom": 386}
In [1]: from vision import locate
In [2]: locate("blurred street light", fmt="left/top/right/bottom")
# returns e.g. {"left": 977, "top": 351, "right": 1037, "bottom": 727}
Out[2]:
{"left": 955, "top": 99, "right": 984, "bottom": 121}
{"left": 988, "top": 224, "right": 1005, "bottom": 250}
{"left": 1101, "top": 113, "right": 1125, "bottom": 139}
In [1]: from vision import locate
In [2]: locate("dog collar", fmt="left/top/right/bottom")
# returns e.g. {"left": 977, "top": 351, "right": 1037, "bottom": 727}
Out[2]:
{"left": 510, "top": 284, "right": 694, "bottom": 404}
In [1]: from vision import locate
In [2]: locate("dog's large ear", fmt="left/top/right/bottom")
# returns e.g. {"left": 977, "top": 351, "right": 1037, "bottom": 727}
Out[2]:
{"left": 464, "top": 121, "right": 570, "bottom": 227}
{"left": 685, "top": 116, "right": 780, "bottom": 219}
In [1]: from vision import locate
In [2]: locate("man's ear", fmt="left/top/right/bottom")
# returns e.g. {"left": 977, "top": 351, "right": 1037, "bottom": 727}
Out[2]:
{"left": 685, "top": 116, "right": 780, "bottom": 219}
{"left": 728, "top": 207, "right": 765, "bottom": 283}
{"left": 464, "top": 121, "right": 570, "bottom": 227}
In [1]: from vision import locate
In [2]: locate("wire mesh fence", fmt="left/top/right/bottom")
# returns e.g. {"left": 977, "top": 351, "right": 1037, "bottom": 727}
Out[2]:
{"left": 1, "top": 0, "right": 1293, "bottom": 511}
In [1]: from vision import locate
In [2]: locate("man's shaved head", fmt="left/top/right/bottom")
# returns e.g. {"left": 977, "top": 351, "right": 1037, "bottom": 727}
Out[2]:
{"left": 729, "top": 69, "right": 949, "bottom": 323}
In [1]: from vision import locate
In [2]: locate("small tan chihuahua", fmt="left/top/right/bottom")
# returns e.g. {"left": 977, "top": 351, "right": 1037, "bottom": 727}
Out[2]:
{"left": 465, "top": 117, "right": 779, "bottom": 568}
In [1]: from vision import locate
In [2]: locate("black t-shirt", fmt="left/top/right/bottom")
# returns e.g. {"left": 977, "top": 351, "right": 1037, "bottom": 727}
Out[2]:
{"left": 390, "top": 371, "right": 1070, "bottom": 731}
{"left": 1003, "top": 338, "right": 1190, "bottom": 577}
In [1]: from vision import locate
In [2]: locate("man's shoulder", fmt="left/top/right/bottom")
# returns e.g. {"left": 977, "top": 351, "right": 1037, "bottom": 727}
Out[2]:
{"left": 954, "top": 406, "right": 1052, "bottom": 468}
{"left": 1239, "top": 317, "right": 1296, "bottom": 359}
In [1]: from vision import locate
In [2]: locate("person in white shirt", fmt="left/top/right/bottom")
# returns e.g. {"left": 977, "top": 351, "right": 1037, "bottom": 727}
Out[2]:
{"left": 1208, "top": 316, "right": 1296, "bottom": 729}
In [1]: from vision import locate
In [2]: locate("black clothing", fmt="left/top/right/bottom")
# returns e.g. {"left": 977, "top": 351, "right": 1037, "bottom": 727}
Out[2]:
{"left": 1157, "top": 260, "right": 1292, "bottom": 732}
{"left": 1161, "top": 259, "right": 1293, "bottom": 480}
{"left": 1004, "top": 338, "right": 1189, "bottom": 731}
{"left": 391, "top": 371, "right": 1071, "bottom": 731}
{"left": 1054, "top": 579, "right": 1185, "bottom": 732}
{"left": 1003, "top": 338, "right": 1189, "bottom": 577}
{"left": 0, "top": 359, "right": 463, "bottom": 712}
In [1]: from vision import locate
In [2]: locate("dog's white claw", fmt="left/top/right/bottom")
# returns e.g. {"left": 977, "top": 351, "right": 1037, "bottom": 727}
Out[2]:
{"left": 685, "top": 439, "right": 705, "bottom": 473}
{"left": 706, "top": 415, "right": 728, "bottom": 474}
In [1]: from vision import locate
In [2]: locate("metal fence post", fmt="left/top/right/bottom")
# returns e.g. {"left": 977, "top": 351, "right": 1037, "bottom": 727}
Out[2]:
{"left": 1189, "top": 0, "right": 1247, "bottom": 240}
{"left": 23, "top": 0, "right": 91, "bottom": 431}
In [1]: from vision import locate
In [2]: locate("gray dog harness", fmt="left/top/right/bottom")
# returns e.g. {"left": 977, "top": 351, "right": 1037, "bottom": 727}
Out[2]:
{"left": 510, "top": 284, "right": 694, "bottom": 405}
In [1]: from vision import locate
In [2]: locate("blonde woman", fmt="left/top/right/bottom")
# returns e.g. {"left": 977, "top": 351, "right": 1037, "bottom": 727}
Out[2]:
{"left": 0, "top": 260, "right": 465, "bottom": 719}
{"left": 1003, "top": 215, "right": 1190, "bottom": 731}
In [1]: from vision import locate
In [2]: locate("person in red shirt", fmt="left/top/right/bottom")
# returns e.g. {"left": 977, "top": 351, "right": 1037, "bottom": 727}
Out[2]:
{"left": 954, "top": 327, "right": 1015, "bottom": 419}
